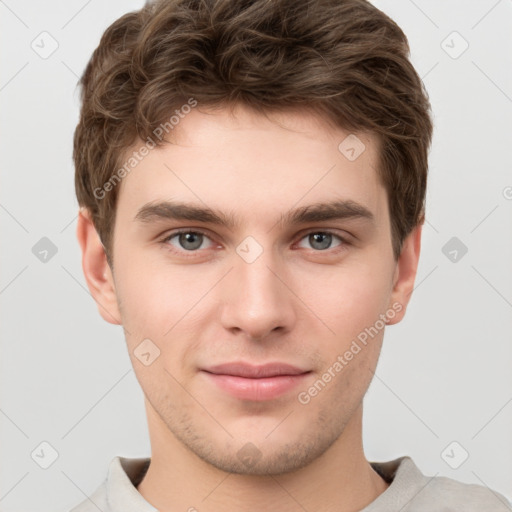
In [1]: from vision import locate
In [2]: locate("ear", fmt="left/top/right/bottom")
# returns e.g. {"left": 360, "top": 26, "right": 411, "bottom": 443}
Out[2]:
{"left": 386, "top": 224, "right": 422, "bottom": 325}
{"left": 76, "top": 208, "right": 122, "bottom": 325}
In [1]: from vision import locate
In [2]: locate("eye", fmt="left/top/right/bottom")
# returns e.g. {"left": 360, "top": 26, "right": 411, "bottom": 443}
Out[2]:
{"left": 160, "top": 228, "right": 349, "bottom": 258}
{"left": 162, "top": 230, "right": 215, "bottom": 253}
{"left": 296, "top": 231, "right": 346, "bottom": 251}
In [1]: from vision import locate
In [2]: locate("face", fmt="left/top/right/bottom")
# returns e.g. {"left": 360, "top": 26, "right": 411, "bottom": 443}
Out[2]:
{"left": 81, "top": 104, "right": 419, "bottom": 476}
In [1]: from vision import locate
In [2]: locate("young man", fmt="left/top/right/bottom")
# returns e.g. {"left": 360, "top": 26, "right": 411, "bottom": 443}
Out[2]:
{"left": 71, "top": 0, "right": 511, "bottom": 510}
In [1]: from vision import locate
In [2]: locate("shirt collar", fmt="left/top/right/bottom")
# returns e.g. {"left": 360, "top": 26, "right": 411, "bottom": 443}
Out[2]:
{"left": 105, "top": 455, "right": 424, "bottom": 511}
{"left": 106, "top": 456, "right": 157, "bottom": 512}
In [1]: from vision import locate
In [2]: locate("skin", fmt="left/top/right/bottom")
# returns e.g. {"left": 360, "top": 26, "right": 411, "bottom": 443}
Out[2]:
{"left": 77, "top": 103, "right": 422, "bottom": 512}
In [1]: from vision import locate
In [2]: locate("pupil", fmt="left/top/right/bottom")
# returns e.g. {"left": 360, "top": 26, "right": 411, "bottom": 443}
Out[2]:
{"left": 311, "top": 233, "right": 331, "bottom": 250}
{"left": 180, "top": 232, "right": 202, "bottom": 250}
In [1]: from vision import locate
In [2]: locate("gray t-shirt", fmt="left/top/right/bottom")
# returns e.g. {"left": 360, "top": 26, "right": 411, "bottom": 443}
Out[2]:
{"left": 70, "top": 455, "right": 512, "bottom": 511}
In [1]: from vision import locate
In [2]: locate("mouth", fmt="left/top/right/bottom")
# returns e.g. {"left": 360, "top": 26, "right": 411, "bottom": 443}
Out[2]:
{"left": 200, "top": 362, "right": 312, "bottom": 401}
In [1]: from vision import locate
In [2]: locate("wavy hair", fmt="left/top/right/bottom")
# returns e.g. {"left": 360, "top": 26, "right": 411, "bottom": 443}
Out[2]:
{"left": 74, "top": 0, "right": 433, "bottom": 265}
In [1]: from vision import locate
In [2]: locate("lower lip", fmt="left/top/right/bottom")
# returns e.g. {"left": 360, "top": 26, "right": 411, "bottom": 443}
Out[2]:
{"left": 201, "top": 371, "right": 310, "bottom": 401}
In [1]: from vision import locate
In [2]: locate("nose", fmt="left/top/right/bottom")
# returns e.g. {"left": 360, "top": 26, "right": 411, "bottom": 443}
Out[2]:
{"left": 219, "top": 248, "right": 297, "bottom": 342}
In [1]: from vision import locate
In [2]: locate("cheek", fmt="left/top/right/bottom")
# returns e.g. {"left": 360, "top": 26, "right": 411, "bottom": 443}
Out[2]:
{"left": 308, "top": 260, "right": 392, "bottom": 341}
{"left": 114, "top": 254, "right": 212, "bottom": 383}
{"left": 330, "top": 334, "right": 383, "bottom": 406}
{"left": 114, "top": 252, "right": 191, "bottom": 336}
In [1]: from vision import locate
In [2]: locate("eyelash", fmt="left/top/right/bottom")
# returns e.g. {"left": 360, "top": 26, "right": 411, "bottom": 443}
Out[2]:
{"left": 159, "top": 229, "right": 350, "bottom": 258}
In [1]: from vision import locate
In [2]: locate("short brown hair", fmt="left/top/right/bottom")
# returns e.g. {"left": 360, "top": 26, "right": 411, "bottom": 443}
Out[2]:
{"left": 74, "top": 0, "right": 433, "bottom": 266}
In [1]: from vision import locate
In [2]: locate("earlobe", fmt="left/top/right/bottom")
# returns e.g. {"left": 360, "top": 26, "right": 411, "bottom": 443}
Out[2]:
{"left": 76, "top": 208, "right": 122, "bottom": 325}
{"left": 386, "top": 224, "right": 422, "bottom": 326}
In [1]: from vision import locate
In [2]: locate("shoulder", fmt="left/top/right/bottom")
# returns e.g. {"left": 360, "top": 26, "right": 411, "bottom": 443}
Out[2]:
{"left": 418, "top": 473, "right": 512, "bottom": 511}
{"left": 68, "top": 481, "right": 108, "bottom": 512}
{"left": 370, "top": 456, "right": 512, "bottom": 511}
{"left": 67, "top": 456, "right": 153, "bottom": 512}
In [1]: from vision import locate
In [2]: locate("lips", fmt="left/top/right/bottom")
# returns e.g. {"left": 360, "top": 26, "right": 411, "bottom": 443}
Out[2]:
{"left": 203, "top": 362, "right": 309, "bottom": 378}
{"left": 201, "top": 362, "right": 311, "bottom": 401}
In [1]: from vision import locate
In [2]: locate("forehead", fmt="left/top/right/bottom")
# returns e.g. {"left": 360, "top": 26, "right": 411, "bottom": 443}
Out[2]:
{"left": 115, "top": 105, "right": 386, "bottom": 231}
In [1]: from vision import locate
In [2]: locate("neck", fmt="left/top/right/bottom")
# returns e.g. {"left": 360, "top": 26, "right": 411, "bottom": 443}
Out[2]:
{"left": 137, "top": 401, "right": 389, "bottom": 512}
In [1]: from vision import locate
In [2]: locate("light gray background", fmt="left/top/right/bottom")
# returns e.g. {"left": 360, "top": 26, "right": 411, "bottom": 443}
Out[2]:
{"left": 1, "top": 1, "right": 511, "bottom": 510}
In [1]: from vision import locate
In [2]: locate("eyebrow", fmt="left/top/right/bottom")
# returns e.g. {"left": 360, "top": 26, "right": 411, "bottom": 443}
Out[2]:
{"left": 134, "top": 199, "right": 374, "bottom": 230}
